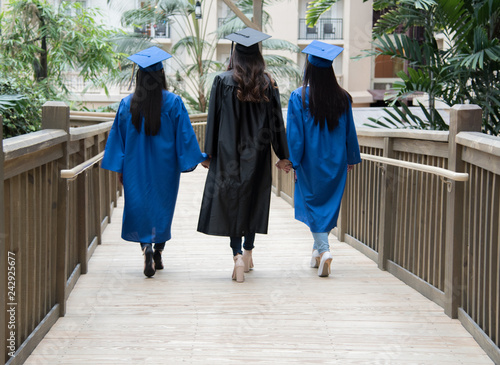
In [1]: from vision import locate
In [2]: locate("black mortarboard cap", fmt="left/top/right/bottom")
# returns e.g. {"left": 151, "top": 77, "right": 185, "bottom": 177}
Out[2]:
{"left": 302, "top": 40, "right": 343, "bottom": 68}
{"left": 127, "top": 46, "right": 172, "bottom": 72}
{"left": 225, "top": 27, "right": 271, "bottom": 55}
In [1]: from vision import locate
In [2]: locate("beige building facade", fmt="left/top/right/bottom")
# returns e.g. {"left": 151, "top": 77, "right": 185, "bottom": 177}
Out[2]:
{"left": 148, "top": 0, "right": 375, "bottom": 106}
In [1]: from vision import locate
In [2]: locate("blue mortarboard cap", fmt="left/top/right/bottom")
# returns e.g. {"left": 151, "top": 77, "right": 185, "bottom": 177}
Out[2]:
{"left": 226, "top": 27, "right": 271, "bottom": 55}
{"left": 127, "top": 46, "right": 172, "bottom": 72}
{"left": 302, "top": 40, "right": 343, "bottom": 68}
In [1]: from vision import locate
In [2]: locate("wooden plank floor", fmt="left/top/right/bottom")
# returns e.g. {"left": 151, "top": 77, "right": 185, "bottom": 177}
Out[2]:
{"left": 25, "top": 168, "right": 492, "bottom": 364}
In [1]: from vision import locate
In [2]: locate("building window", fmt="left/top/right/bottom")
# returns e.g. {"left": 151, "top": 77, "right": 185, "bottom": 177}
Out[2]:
{"left": 298, "top": 0, "right": 343, "bottom": 40}
{"left": 298, "top": 18, "right": 343, "bottom": 40}
{"left": 133, "top": 2, "right": 171, "bottom": 38}
{"left": 63, "top": 0, "right": 87, "bottom": 16}
{"left": 374, "top": 54, "right": 405, "bottom": 78}
{"left": 218, "top": 0, "right": 232, "bottom": 27}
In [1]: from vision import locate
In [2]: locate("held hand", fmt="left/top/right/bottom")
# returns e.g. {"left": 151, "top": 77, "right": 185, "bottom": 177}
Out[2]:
{"left": 201, "top": 156, "right": 211, "bottom": 169}
{"left": 275, "top": 159, "right": 292, "bottom": 173}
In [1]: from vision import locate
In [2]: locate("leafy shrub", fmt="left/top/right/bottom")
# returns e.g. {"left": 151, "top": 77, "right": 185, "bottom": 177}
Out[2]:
{"left": 0, "top": 77, "right": 56, "bottom": 139}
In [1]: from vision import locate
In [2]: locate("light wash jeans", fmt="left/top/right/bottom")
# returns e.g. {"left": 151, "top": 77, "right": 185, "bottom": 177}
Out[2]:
{"left": 312, "top": 232, "right": 330, "bottom": 254}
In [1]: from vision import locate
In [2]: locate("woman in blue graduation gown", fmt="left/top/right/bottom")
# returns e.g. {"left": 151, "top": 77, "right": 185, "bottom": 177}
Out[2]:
{"left": 286, "top": 41, "right": 361, "bottom": 277}
{"left": 101, "top": 47, "right": 207, "bottom": 277}
{"left": 197, "top": 28, "right": 291, "bottom": 283}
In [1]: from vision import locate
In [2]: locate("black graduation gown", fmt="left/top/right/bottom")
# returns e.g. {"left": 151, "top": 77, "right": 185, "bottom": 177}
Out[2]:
{"left": 197, "top": 70, "right": 289, "bottom": 237}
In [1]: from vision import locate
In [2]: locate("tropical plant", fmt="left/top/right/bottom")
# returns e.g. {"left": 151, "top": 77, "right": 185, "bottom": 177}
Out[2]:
{"left": 1, "top": 0, "right": 120, "bottom": 92}
{"left": 305, "top": 0, "right": 338, "bottom": 27}
{"left": 365, "top": 102, "right": 449, "bottom": 130}
{"left": 0, "top": 0, "right": 123, "bottom": 137}
{"left": 119, "top": 0, "right": 301, "bottom": 111}
{"left": 0, "top": 94, "right": 25, "bottom": 114}
{"left": 0, "top": 77, "right": 47, "bottom": 138}
{"left": 367, "top": 0, "right": 500, "bottom": 134}
{"left": 307, "top": 0, "right": 500, "bottom": 135}
{"left": 120, "top": 0, "right": 225, "bottom": 112}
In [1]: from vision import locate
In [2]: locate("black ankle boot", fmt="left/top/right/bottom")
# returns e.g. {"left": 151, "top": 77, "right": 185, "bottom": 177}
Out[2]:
{"left": 153, "top": 250, "right": 164, "bottom": 270}
{"left": 142, "top": 244, "right": 155, "bottom": 277}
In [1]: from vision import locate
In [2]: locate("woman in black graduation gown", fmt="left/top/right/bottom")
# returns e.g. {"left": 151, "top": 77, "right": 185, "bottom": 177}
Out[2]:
{"left": 197, "top": 28, "right": 291, "bottom": 283}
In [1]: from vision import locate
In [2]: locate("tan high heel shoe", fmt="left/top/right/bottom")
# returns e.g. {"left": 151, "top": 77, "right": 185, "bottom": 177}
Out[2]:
{"left": 242, "top": 250, "right": 254, "bottom": 273}
{"left": 232, "top": 254, "right": 244, "bottom": 283}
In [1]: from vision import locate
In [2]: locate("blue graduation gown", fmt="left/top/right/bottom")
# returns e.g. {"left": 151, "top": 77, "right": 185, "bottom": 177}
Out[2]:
{"left": 286, "top": 87, "right": 361, "bottom": 233}
{"left": 101, "top": 90, "right": 206, "bottom": 243}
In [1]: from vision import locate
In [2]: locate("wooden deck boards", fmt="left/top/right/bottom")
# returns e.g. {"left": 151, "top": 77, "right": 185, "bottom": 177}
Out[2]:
{"left": 25, "top": 168, "right": 492, "bottom": 364}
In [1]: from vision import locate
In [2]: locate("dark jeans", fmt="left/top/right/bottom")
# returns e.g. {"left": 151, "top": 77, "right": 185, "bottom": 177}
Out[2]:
{"left": 140, "top": 242, "right": 165, "bottom": 251}
{"left": 230, "top": 233, "right": 255, "bottom": 256}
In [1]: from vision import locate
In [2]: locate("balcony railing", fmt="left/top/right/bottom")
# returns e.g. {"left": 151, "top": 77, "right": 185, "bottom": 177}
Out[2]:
{"left": 134, "top": 22, "right": 171, "bottom": 38}
{"left": 298, "top": 18, "right": 343, "bottom": 40}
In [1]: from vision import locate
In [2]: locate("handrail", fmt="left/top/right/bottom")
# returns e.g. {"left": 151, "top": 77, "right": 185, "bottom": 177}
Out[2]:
{"left": 360, "top": 153, "right": 469, "bottom": 182}
{"left": 190, "top": 113, "right": 208, "bottom": 123}
{"left": 60, "top": 151, "right": 104, "bottom": 180}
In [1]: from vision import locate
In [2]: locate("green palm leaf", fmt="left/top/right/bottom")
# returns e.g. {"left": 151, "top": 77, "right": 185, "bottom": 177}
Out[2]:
{"left": 171, "top": 36, "right": 213, "bottom": 54}
{"left": 0, "top": 94, "right": 25, "bottom": 112}
{"left": 262, "top": 39, "right": 300, "bottom": 53}
{"left": 305, "top": 0, "right": 338, "bottom": 27}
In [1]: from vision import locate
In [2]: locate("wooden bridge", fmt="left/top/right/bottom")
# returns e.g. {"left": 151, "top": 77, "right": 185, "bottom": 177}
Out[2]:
{"left": 1, "top": 103, "right": 499, "bottom": 364}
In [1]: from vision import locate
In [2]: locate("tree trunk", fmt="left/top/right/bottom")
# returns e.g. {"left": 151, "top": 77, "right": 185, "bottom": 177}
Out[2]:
{"left": 35, "top": 16, "right": 48, "bottom": 81}
{"left": 199, "top": 92, "right": 207, "bottom": 113}
{"left": 39, "top": 34, "right": 48, "bottom": 80}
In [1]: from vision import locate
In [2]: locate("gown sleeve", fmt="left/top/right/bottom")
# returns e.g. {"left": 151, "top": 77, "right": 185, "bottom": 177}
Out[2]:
{"left": 286, "top": 91, "right": 305, "bottom": 170}
{"left": 345, "top": 101, "right": 362, "bottom": 165}
{"left": 204, "top": 76, "right": 222, "bottom": 156}
{"left": 269, "top": 82, "right": 289, "bottom": 160}
{"left": 101, "top": 100, "right": 126, "bottom": 173}
{"left": 173, "top": 96, "right": 208, "bottom": 172}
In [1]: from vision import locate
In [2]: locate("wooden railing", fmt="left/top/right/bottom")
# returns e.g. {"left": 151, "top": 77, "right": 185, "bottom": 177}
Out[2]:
{"left": 271, "top": 105, "right": 499, "bottom": 363}
{"left": 456, "top": 132, "right": 500, "bottom": 359}
{"left": 190, "top": 113, "right": 208, "bottom": 152}
{"left": 1, "top": 102, "right": 121, "bottom": 365}
{"left": 69, "top": 111, "right": 115, "bottom": 127}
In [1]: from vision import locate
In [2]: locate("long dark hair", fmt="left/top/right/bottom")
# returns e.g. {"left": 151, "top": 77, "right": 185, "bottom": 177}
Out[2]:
{"left": 302, "top": 59, "right": 352, "bottom": 131}
{"left": 230, "top": 48, "right": 272, "bottom": 103}
{"left": 130, "top": 68, "right": 168, "bottom": 136}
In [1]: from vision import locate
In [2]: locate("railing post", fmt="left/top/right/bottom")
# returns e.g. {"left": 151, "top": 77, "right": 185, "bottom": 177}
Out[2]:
{"left": 444, "top": 104, "right": 482, "bottom": 318}
{"left": 1, "top": 116, "right": 6, "bottom": 363}
{"left": 42, "top": 101, "right": 70, "bottom": 131}
{"left": 42, "top": 101, "right": 70, "bottom": 316}
{"left": 274, "top": 151, "right": 282, "bottom": 197}
{"left": 377, "top": 137, "right": 395, "bottom": 270}
{"left": 77, "top": 140, "right": 89, "bottom": 274}
{"left": 277, "top": 169, "right": 283, "bottom": 197}
{"left": 94, "top": 135, "right": 104, "bottom": 240}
